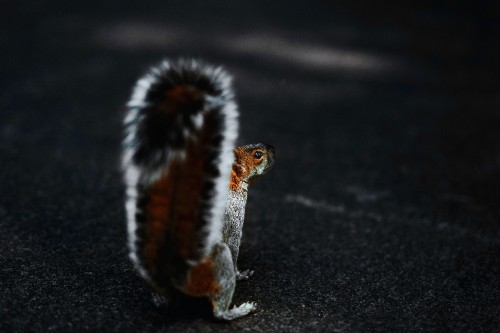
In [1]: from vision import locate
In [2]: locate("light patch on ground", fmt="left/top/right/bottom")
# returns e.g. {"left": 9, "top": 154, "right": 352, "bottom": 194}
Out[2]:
{"left": 285, "top": 194, "right": 345, "bottom": 214}
{"left": 284, "top": 193, "right": 493, "bottom": 242}
{"left": 94, "top": 21, "right": 398, "bottom": 74}
{"left": 228, "top": 33, "right": 393, "bottom": 72}
{"left": 345, "top": 186, "right": 389, "bottom": 203}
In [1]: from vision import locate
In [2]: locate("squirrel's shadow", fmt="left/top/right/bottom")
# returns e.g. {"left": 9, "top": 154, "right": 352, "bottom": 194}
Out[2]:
{"left": 148, "top": 291, "right": 220, "bottom": 325}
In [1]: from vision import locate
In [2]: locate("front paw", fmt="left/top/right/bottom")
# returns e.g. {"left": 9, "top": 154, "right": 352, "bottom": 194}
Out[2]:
{"left": 236, "top": 269, "right": 254, "bottom": 280}
{"left": 151, "top": 293, "right": 168, "bottom": 307}
{"left": 214, "top": 302, "right": 257, "bottom": 320}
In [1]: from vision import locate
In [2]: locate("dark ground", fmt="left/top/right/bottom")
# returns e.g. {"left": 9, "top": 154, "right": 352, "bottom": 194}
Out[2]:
{"left": 1, "top": 1, "right": 499, "bottom": 332}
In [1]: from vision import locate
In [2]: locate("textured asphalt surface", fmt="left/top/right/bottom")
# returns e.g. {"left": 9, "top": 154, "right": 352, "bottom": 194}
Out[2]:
{"left": 1, "top": 1, "right": 499, "bottom": 332}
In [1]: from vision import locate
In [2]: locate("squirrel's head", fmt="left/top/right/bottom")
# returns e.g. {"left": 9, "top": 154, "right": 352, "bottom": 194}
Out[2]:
{"left": 233, "top": 143, "right": 275, "bottom": 187}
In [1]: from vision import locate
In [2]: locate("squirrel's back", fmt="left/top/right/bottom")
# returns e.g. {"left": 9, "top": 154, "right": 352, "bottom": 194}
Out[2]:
{"left": 122, "top": 60, "right": 238, "bottom": 291}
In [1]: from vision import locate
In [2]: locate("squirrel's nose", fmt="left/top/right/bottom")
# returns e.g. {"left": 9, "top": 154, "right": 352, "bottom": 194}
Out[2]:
{"left": 264, "top": 144, "right": 275, "bottom": 160}
{"left": 263, "top": 144, "right": 274, "bottom": 153}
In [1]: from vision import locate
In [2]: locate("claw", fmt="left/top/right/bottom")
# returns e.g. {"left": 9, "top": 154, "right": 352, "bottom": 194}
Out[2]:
{"left": 236, "top": 269, "right": 254, "bottom": 280}
{"left": 214, "top": 302, "right": 257, "bottom": 320}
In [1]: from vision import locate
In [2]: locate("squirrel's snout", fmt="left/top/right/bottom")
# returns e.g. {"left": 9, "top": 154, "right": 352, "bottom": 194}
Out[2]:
{"left": 263, "top": 144, "right": 275, "bottom": 154}
{"left": 263, "top": 144, "right": 275, "bottom": 167}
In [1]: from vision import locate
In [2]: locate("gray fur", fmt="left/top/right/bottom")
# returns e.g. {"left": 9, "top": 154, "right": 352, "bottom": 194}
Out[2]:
{"left": 222, "top": 143, "right": 275, "bottom": 280}
{"left": 223, "top": 186, "right": 251, "bottom": 280}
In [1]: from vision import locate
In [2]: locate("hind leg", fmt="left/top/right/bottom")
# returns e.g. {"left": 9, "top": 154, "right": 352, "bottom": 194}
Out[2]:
{"left": 210, "top": 242, "right": 257, "bottom": 320}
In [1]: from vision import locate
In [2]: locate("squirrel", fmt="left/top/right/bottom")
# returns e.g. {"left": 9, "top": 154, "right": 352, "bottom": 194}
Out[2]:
{"left": 121, "top": 59, "right": 275, "bottom": 320}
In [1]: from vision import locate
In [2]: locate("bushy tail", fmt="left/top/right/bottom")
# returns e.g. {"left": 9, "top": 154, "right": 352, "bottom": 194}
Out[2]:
{"left": 122, "top": 59, "right": 238, "bottom": 289}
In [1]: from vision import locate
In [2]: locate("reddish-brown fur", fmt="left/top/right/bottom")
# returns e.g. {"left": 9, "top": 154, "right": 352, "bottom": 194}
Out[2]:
{"left": 143, "top": 160, "right": 178, "bottom": 274}
{"left": 173, "top": 134, "right": 207, "bottom": 260}
{"left": 186, "top": 257, "right": 220, "bottom": 296}
{"left": 229, "top": 169, "right": 241, "bottom": 192}
{"left": 161, "top": 86, "right": 203, "bottom": 115}
{"left": 142, "top": 85, "right": 220, "bottom": 293}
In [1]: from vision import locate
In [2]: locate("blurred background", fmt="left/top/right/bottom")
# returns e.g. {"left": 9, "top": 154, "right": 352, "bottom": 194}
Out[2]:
{"left": 1, "top": 1, "right": 499, "bottom": 331}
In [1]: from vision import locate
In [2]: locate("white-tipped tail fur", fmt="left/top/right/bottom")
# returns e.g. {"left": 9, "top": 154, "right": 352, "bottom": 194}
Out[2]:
{"left": 121, "top": 59, "right": 239, "bottom": 281}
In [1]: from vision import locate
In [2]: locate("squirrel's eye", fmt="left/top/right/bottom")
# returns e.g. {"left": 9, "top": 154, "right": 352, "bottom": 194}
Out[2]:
{"left": 254, "top": 151, "right": 263, "bottom": 159}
